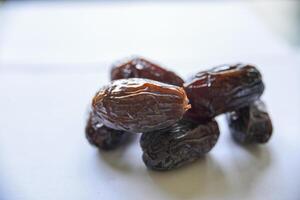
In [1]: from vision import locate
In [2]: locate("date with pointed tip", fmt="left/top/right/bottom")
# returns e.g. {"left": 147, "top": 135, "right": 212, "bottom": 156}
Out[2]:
{"left": 92, "top": 78, "right": 190, "bottom": 133}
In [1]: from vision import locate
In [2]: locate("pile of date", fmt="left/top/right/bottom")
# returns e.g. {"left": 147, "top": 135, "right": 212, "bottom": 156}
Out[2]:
{"left": 86, "top": 57, "right": 273, "bottom": 171}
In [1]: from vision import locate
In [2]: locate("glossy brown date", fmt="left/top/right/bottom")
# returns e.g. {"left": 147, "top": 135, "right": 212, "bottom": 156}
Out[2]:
{"left": 111, "top": 57, "right": 184, "bottom": 86}
{"left": 227, "top": 100, "right": 273, "bottom": 144}
{"left": 85, "top": 112, "right": 130, "bottom": 150}
{"left": 184, "top": 64, "right": 265, "bottom": 121}
{"left": 140, "top": 119, "right": 219, "bottom": 170}
{"left": 92, "top": 78, "right": 190, "bottom": 133}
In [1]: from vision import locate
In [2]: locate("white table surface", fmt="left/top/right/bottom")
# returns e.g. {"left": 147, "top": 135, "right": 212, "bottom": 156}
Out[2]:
{"left": 1, "top": 1, "right": 300, "bottom": 200}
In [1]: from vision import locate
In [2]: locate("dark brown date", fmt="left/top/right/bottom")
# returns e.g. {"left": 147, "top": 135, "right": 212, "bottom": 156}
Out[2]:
{"left": 92, "top": 78, "right": 190, "bottom": 133}
{"left": 140, "top": 119, "right": 219, "bottom": 170}
{"left": 85, "top": 112, "right": 130, "bottom": 150}
{"left": 111, "top": 57, "right": 184, "bottom": 86}
{"left": 227, "top": 100, "right": 273, "bottom": 144}
{"left": 184, "top": 64, "right": 265, "bottom": 121}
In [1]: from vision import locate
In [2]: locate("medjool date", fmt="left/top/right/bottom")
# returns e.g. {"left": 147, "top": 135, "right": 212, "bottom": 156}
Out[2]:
{"left": 184, "top": 64, "right": 265, "bottom": 121}
{"left": 140, "top": 119, "right": 219, "bottom": 170}
{"left": 227, "top": 100, "right": 273, "bottom": 144}
{"left": 92, "top": 78, "right": 190, "bottom": 133}
{"left": 85, "top": 112, "right": 130, "bottom": 150}
{"left": 111, "top": 57, "right": 184, "bottom": 86}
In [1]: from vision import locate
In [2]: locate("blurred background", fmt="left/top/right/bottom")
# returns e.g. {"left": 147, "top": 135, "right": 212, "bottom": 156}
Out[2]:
{"left": 1, "top": 1, "right": 300, "bottom": 200}
{"left": 0, "top": 0, "right": 300, "bottom": 75}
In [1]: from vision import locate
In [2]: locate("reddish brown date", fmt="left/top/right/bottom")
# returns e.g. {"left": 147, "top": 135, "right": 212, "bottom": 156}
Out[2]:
{"left": 140, "top": 119, "right": 219, "bottom": 170}
{"left": 111, "top": 57, "right": 184, "bottom": 86}
{"left": 184, "top": 64, "right": 265, "bottom": 121}
{"left": 227, "top": 100, "right": 273, "bottom": 144}
{"left": 85, "top": 112, "right": 130, "bottom": 150}
{"left": 92, "top": 78, "right": 190, "bottom": 133}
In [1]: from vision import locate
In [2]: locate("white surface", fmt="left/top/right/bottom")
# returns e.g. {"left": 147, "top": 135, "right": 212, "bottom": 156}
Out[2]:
{"left": 1, "top": 2, "right": 300, "bottom": 200}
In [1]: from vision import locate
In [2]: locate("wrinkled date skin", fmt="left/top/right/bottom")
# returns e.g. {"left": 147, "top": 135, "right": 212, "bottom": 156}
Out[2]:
{"left": 111, "top": 57, "right": 184, "bottom": 86}
{"left": 184, "top": 64, "right": 265, "bottom": 121}
{"left": 85, "top": 112, "right": 130, "bottom": 150}
{"left": 140, "top": 119, "right": 220, "bottom": 170}
{"left": 227, "top": 100, "right": 273, "bottom": 144}
{"left": 92, "top": 78, "right": 190, "bottom": 133}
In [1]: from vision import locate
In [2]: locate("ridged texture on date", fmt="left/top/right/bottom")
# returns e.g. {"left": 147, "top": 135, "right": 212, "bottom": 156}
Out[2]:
{"left": 227, "top": 100, "right": 273, "bottom": 144}
{"left": 184, "top": 64, "right": 265, "bottom": 121}
{"left": 140, "top": 119, "right": 220, "bottom": 170}
{"left": 111, "top": 57, "right": 184, "bottom": 86}
{"left": 85, "top": 112, "right": 130, "bottom": 150}
{"left": 92, "top": 78, "right": 191, "bottom": 133}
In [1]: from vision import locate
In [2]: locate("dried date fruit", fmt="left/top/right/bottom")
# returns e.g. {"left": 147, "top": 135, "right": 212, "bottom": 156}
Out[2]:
{"left": 140, "top": 119, "right": 219, "bottom": 170}
{"left": 85, "top": 112, "right": 130, "bottom": 150}
{"left": 111, "top": 57, "right": 184, "bottom": 86}
{"left": 184, "top": 64, "right": 265, "bottom": 121}
{"left": 227, "top": 100, "right": 273, "bottom": 144}
{"left": 92, "top": 78, "right": 190, "bottom": 133}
